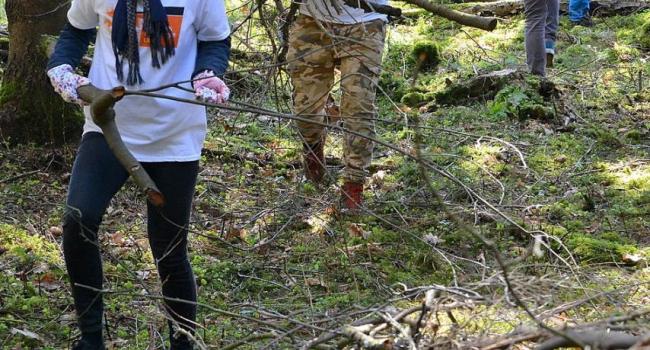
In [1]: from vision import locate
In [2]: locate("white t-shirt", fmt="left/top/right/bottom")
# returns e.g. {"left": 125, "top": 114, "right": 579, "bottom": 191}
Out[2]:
{"left": 68, "top": 0, "right": 230, "bottom": 162}
{"left": 300, "top": 0, "right": 388, "bottom": 24}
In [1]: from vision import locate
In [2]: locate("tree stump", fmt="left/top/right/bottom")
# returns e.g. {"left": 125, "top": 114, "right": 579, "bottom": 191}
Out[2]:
{"left": 0, "top": 0, "right": 81, "bottom": 145}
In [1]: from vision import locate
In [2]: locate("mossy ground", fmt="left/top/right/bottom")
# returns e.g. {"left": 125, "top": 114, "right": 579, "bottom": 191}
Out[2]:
{"left": 0, "top": 3, "right": 648, "bottom": 349}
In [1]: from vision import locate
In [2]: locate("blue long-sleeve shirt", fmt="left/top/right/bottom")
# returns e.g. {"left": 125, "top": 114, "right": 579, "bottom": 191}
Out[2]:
{"left": 47, "top": 22, "right": 231, "bottom": 78}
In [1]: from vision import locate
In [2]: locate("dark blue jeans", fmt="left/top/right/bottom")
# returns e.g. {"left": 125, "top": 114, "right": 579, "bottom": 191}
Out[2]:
{"left": 62, "top": 132, "right": 198, "bottom": 349}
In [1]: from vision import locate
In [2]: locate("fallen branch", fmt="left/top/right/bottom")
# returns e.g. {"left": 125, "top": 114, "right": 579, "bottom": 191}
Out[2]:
{"left": 479, "top": 330, "right": 545, "bottom": 350}
{"left": 465, "top": 0, "right": 650, "bottom": 17}
{"left": 342, "top": 325, "right": 393, "bottom": 349}
{"left": 630, "top": 333, "right": 650, "bottom": 350}
{"left": 0, "top": 170, "right": 40, "bottom": 184}
{"left": 535, "top": 330, "right": 642, "bottom": 350}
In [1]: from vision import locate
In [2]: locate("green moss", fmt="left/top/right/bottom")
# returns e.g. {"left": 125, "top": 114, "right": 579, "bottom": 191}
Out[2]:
{"left": 400, "top": 92, "right": 426, "bottom": 107}
{"left": 0, "top": 81, "right": 20, "bottom": 105}
{"left": 567, "top": 233, "right": 638, "bottom": 263}
{"left": 625, "top": 130, "right": 642, "bottom": 141}
{"left": 0, "top": 224, "right": 62, "bottom": 266}
{"left": 637, "top": 20, "right": 650, "bottom": 50}
{"left": 379, "top": 71, "right": 408, "bottom": 101}
{"left": 488, "top": 85, "right": 555, "bottom": 121}
{"left": 585, "top": 126, "right": 622, "bottom": 148}
{"left": 411, "top": 40, "right": 440, "bottom": 71}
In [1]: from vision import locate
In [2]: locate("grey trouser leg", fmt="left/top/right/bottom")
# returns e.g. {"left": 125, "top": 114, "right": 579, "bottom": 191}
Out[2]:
{"left": 524, "top": 0, "right": 548, "bottom": 76}
{"left": 545, "top": 0, "right": 560, "bottom": 43}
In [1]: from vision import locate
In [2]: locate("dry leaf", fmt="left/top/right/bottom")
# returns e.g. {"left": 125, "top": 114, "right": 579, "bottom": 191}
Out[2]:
{"left": 325, "top": 205, "right": 338, "bottom": 216}
{"left": 11, "top": 328, "right": 41, "bottom": 341}
{"left": 37, "top": 272, "right": 62, "bottom": 291}
{"left": 305, "top": 277, "right": 325, "bottom": 287}
{"left": 225, "top": 228, "right": 246, "bottom": 242}
{"left": 554, "top": 155, "right": 567, "bottom": 163}
{"left": 136, "top": 270, "right": 151, "bottom": 280}
{"left": 109, "top": 231, "right": 126, "bottom": 246}
{"left": 423, "top": 234, "right": 443, "bottom": 246}
{"left": 260, "top": 167, "right": 274, "bottom": 177}
{"left": 48, "top": 226, "right": 63, "bottom": 237}
{"left": 622, "top": 253, "right": 644, "bottom": 266}
{"left": 347, "top": 223, "right": 370, "bottom": 239}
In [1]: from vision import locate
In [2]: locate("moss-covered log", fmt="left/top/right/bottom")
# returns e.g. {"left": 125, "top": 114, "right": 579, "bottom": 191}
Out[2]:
{"left": 0, "top": 0, "right": 82, "bottom": 145}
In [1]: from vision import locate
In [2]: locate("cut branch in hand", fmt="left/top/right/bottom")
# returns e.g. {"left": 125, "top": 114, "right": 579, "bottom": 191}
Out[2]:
{"left": 77, "top": 85, "right": 165, "bottom": 207}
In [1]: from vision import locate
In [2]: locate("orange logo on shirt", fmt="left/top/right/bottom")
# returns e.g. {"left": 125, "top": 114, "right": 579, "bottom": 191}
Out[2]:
{"left": 105, "top": 8, "right": 183, "bottom": 48}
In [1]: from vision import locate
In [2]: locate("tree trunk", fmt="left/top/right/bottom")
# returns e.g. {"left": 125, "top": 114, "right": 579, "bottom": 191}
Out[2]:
{"left": 0, "top": 0, "right": 81, "bottom": 145}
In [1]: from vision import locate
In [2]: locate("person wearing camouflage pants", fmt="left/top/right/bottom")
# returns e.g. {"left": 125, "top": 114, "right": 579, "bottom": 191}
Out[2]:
{"left": 287, "top": 3, "right": 387, "bottom": 211}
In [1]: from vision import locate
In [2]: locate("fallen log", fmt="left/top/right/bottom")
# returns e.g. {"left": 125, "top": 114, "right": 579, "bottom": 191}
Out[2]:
{"left": 312, "top": 0, "right": 499, "bottom": 31}
{"left": 465, "top": 0, "right": 650, "bottom": 18}
{"left": 400, "top": 0, "right": 499, "bottom": 31}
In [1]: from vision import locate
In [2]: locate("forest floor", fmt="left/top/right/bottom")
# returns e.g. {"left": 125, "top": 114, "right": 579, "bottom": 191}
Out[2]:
{"left": 0, "top": 3, "right": 649, "bottom": 350}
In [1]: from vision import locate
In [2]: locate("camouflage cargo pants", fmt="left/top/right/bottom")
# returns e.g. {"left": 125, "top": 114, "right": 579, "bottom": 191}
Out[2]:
{"left": 287, "top": 15, "right": 386, "bottom": 183}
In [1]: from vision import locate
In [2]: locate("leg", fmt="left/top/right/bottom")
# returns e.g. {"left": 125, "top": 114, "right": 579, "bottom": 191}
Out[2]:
{"left": 524, "top": 0, "right": 547, "bottom": 76}
{"left": 336, "top": 19, "right": 385, "bottom": 184}
{"left": 545, "top": 0, "right": 560, "bottom": 66}
{"left": 63, "top": 132, "right": 128, "bottom": 346}
{"left": 143, "top": 161, "right": 199, "bottom": 350}
{"left": 287, "top": 15, "right": 336, "bottom": 146}
{"left": 545, "top": 0, "right": 560, "bottom": 47}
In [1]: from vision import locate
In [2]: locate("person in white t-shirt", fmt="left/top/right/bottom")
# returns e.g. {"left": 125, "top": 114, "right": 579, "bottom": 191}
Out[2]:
{"left": 287, "top": 0, "right": 388, "bottom": 211}
{"left": 46, "top": 1, "right": 230, "bottom": 348}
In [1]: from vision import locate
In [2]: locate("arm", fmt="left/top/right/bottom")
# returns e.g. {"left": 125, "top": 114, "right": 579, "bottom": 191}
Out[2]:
{"left": 47, "top": 0, "right": 99, "bottom": 105}
{"left": 192, "top": 0, "right": 232, "bottom": 103}
{"left": 193, "top": 36, "right": 231, "bottom": 79}
{"left": 47, "top": 22, "right": 96, "bottom": 70}
{"left": 46, "top": 22, "right": 95, "bottom": 105}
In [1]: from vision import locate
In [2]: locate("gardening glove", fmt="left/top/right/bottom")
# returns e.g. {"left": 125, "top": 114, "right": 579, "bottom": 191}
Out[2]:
{"left": 46, "top": 64, "right": 91, "bottom": 106}
{"left": 193, "top": 70, "right": 230, "bottom": 104}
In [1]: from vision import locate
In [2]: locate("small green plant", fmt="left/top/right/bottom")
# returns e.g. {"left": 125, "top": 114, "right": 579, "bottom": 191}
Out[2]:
{"left": 488, "top": 86, "right": 555, "bottom": 121}
{"left": 379, "top": 71, "right": 408, "bottom": 101}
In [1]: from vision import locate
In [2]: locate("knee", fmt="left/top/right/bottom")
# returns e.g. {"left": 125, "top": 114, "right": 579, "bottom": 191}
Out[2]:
{"left": 62, "top": 205, "right": 102, "bottom": 241}
{"left": 155, "top": 249, "right": 192, "bottom": 280}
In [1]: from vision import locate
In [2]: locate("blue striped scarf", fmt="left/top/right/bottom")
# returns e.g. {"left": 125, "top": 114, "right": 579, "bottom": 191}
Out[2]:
{"left": 112, "top": 0, "right": 175, "bottom": 85}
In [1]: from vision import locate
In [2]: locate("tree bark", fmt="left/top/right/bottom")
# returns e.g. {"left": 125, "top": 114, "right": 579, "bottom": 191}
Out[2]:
{"left": 0, "top": 0, "right": 81, "bottom": 145}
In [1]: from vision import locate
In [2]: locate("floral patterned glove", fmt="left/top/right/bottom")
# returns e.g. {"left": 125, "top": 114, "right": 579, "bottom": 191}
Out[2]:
{"left": 46, "top": 64, "right": 91, "bottom": 106}
{"left": 193, "top": 70, "right": 230, "bottom": 104}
